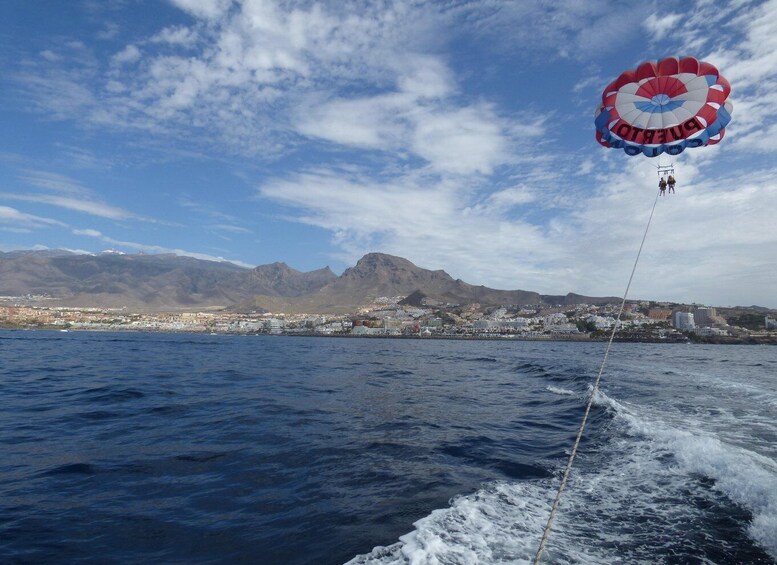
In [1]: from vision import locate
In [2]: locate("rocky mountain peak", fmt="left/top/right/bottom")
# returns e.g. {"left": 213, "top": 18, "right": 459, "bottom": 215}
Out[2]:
{"left": 351, "top": 253, "right": 415, "bottom": 272}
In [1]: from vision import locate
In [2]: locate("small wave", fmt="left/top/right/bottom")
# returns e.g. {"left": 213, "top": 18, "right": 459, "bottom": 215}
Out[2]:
{"left": 546, "top": 386, "right": 575, "bottom": 396}
{"left": 471, "top": 356, "right": 498, "bottom": 363}
{"left": 439, "top": 441, "right": 550, "bottom": 480}
{"left": 174, "top": 451, "right": 228, "bottom": 463}
{"left": 449, "top": 355, "right": 499, "bottom": 363}
{"left": 83, "top": 386, "right": 145, "bottom": 403}
{"left": 374, "top": 369, "right": 414, "bottom": 377}
{"left": 75, "top": 410, "right": 121, "bottom": 421}
{"left": 590, "top": 387, "right": 628, "bottom": 413}
{"left": 148, "top": 404, "right": 190, "bottom": 416}
{"left": 43, "top": 462, "right": 98, "bottom": 476}
{"left": 515, "top": 362, "right": 548, "bottom": 376}
{"left": 703, "top": 377, "right": 777, "bottom": 410}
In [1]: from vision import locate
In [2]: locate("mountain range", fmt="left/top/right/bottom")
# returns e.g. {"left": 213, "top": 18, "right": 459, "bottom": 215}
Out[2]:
{"left": 0, "top": 250, "right": 618, "bottom": 313}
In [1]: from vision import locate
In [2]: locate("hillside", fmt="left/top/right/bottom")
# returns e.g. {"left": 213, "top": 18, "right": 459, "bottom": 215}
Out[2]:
{"left": 0, "top": 249, "right": 616, "bottom": 313}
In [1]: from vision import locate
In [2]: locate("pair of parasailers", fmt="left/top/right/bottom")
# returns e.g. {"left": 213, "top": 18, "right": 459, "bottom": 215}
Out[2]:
{"left": 658, "top": 175, "right": 676, "bottom": 195}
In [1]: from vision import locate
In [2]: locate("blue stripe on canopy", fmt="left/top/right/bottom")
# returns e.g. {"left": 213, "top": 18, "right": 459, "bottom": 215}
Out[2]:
{"left": 634, "top": 100, "right": 685, "bottom": 113}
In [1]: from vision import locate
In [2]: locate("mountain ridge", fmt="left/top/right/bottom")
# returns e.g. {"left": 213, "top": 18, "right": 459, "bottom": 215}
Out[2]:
{"left": 0, "top": 249, "right": 619, "bottom": 312}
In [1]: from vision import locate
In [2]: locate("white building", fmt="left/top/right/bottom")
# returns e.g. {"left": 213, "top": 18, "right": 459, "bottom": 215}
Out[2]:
{"left": 230, "top": 320, "right": 264, "bottom": 332}
{"left": 502, "top": 318, "right": 530, "bottom": 330}
{"left": 543, "top": 313, "right": 568, "bottom": 325}
{"left": 490, "top": 308, "right": 508, "bottom": 319}
{"left": 547, "top": 323, "right": 579, "bottom": 334}
{"left": 673, "top": 311, "right": 695, "bottom": 330}
{"left": 264, "top": 318, "right": 286, "bottom": 333}
{"left": 352, "top": 325, "right": 383, "bottom": 335}
{"left": 586, "top": 315, "right": 616, "bottom": 329}
{"left": 693, "top": 327, "right": 728, "bottom": 337}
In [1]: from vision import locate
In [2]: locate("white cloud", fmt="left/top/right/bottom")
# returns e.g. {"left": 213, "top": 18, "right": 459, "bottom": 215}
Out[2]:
{"left": 395, "top": 55, "right": 454, "bottom": 100}
{"left": 40, "top": 50, "right": 61, "bottom": 62}
{"left": 96, "top": 22, "right": 120, "bottom": 40}
{"left": 447, "top": 1, "right": 650, "bottom": 60}
{"left": 11, "top": 1, "right": 459, "bottom": 159}
{"left": 19, "top": 170, "right": 91, "bottom": 195}
{"left": 112, "top": 44, "right": 141, "bottom": 65}
{"left": 72, "top": 228, "right": 103, "bottom": 237}
{"left": 16, "top": 69, "right": 96, "bottom": 121}
{"left": 643, "top": 13, "right": 683, "bottom": 42}
{"left": 178, "top": 196, "right": 250, "bottom": 233}
{"left": 8, "top": 170, "right": 159, "bottom": 223}
{"left": 296, "top": 93, "right": 408, "bottom": 150}
{"left": 2, "top": 192, "right": 137, "bottom": 221}
{"left": 410, "top": 105, "right": 508, "bottom": 175}
{"left": 576, "top": 159, "right": 594, "bottom": 176}
{"left": 0, "top": 205, "right": 67, "bottom": 228}
{"left": 297, "top": 95, "right": 511, "bottom": 176}
{"left": 150, "top": 26, "right": 199, "bottom": 46}
{"left": 481, "top": 187, "right": 536, "bottom": 211}
{"left": 572, "top": 75, "right": 603, "bottom": 94}
{"left": 170, "top": 0, "right": 234, "bottom": 21}
{"left": 73, "top": 226, "right": 253, "bottom": 267}
{"left": 211, "top": 224, "right": 253, "bottom": 233}
{"left": 733, "top": 121, "right": 777, "bottom": 153}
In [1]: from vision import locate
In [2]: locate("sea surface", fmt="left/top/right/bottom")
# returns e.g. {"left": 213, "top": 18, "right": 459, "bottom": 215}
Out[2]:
{"left": 1, "top": 330, "right": 775, "bottom": 564}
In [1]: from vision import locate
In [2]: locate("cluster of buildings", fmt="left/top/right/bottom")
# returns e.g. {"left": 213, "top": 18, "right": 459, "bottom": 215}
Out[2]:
{"left": 3, "top": 297, "right": 773, "bottom": 342}
{"left": 670, "top": 306, "right": 730, "bottom": 336}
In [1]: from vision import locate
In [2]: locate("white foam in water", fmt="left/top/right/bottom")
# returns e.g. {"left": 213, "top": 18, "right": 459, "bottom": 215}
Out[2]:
{"left": 678, "top": 435, "right": 777, "bottom": 557}
{"left": 346, "top": 480, "right": 615, "bottom": 565}
{"left": 348, "top": 385, "right": 777, "bottom": 564}
{"left": 593, "top": 388, "right": 777, "bottom": 559}
{"left": 706, "top": 376, "right": 777, "bottom": 410}
{"left": 545, "top": 386, "right": 576, "bottom": 396}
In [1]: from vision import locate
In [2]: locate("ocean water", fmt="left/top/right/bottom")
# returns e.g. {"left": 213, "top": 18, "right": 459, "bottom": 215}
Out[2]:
{"left": 1, "top": 330, "right": 775, "bottom": 564}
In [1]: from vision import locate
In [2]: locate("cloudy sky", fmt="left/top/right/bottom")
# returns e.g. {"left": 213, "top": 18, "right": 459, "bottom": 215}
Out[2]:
{"left": 1, "top": 0, "right": 776, "bottom": 307}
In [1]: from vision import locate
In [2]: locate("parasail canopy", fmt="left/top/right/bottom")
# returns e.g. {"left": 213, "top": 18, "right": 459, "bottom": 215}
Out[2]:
{"left": 595, "top": 56, "right": 732, "bottom": 157}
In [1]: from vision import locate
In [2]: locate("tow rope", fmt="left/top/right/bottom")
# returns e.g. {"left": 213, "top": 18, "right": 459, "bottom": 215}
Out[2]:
{"left": 533, "top": 186, "right": 662, "bottom": 564}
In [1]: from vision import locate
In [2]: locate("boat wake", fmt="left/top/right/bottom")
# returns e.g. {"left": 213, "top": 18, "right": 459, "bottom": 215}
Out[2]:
{"left": 348, "top": 387, "right": 777, "bottom": 563}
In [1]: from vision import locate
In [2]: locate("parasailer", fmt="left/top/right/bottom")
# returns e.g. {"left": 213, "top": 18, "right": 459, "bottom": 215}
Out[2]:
{"left": 594, "top": 56, "right": 733, "bottom": 159}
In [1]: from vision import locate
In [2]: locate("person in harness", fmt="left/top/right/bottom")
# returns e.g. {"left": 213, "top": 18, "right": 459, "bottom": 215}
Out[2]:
{"left": 667, "top": 175, "right": 676, "bottom": 194}
{"left": 659, "top": 176, "right": 667, "bottom": 195}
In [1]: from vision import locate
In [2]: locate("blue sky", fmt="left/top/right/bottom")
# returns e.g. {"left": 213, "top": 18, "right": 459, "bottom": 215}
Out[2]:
{"left": 1, "top": 0, "right": 776, "bottom": 308}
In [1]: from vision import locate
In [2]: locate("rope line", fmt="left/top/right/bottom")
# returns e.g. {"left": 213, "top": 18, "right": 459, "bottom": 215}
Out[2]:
{"left": 533, "top": 187, "right": 662, "bottom": 564}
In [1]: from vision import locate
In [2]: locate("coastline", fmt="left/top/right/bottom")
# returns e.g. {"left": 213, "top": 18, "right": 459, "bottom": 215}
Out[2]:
{"left": 2, "top": 325, "right": 775, "bottom": 345}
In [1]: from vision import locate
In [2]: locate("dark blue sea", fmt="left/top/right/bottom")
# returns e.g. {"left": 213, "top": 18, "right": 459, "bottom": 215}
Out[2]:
{"left": 1, "top": 330, "right": 775, "bottom": 564}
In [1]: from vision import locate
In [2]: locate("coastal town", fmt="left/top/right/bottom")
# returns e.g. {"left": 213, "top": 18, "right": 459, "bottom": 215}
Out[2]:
{"left": 2, "top": 295, "right": 775, "bottom": 343}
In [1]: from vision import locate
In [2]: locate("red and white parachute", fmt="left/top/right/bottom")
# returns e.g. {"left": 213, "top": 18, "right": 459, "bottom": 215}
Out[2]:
{"left": 595, "top": 56, "right": 732, "bottom": 157}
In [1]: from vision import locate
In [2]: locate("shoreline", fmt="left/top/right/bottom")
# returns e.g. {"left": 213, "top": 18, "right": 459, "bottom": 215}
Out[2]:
{"left": 2, "top": 325, "right": 775, "bottom": 345}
